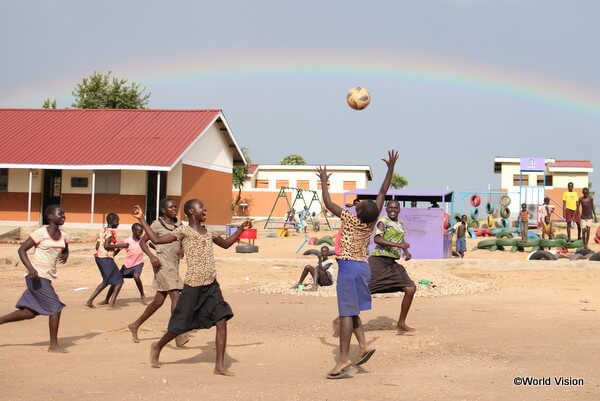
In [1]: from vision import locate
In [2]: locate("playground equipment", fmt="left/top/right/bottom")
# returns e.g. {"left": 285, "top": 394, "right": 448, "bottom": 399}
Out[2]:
{"left": 264, "top": 187, "right": 332, "bottom": 230}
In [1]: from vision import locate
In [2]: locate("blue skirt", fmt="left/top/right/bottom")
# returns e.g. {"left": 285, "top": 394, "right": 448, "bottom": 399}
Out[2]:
{"left": 336, "top": 260, "right": 372, "bottom": 317}
{"left": 95, "top": 257, "right": 124, "bottom": 285}
{"left": 121, "top": 263, "right": 144, "bottom": 278}
{"left": 16, "top": 277, "right": 65, "bottom": 316}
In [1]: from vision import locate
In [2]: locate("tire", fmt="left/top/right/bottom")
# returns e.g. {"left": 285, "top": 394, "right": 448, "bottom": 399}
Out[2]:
{"left": 476, "top": 239, "right": 497, "bottom": 249}
{"left": 555, "top": 233, "right": 568, "bottom": 240}
{"left": 302, "top": 249, "right": 321, "bottom": 256}
{"left": 516, "top": 239, "right": 540, "bottom": 248}
{"left": 500, "top": 195, "right": 511, "bottom": 206}
{"left": 315, "top": 236, "right": 335, "bottom": 246}
{"left": 236, "top": 245, "right": 259, "bottom": 253}
{"left": 500, "top": 207, "right": 511, "bottom": 219}
{"left": 443, "top": 213, "right": 449, "bottom": 229}
{"left": 470, "top": 194, "right": 481, "bottom": 207}
{"left": 563, "top": 239, "right": 584, "bottom": 249}
{"left": 496, "top": 232, "right": 513, "bottom": 239}
{"left": 529, "top": 250, "right": 557, "bottom": 261}
{"left": 497, "top": 238, "right": 517, "bottom": 247}
{"left": 487, "top": 214, "right": 494, "bottom": 228}
{"left": 575, "top": 249, "right": 593, "bottom": 256}
{"left": 589, "top": 252, "right": 600, "bottom": 261}
{"left": 470, "top": 208, "right": 479, "bottom": 220}
{"left": 469, "top": 220, "right": 480, "bottom": 228}
{"left": 502, "top": 218, "right": 509, "bottom": 228}
{"left": 538, "top": 239, "right": 559, "bottom": 248}
{"left": 486, "top": 202, "right": 495, "bottom": 214}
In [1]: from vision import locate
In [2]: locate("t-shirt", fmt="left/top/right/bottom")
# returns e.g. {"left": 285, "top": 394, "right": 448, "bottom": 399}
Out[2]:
{"left": 338, "top": 209, "right": 376, "bottom": 262}
{"left": 173, "top": 225, "right": 219, "bottom": 287}
{"left": 95, "top": 228, "right": 117, "bottom": 258}
{"left": 371, "top": 215, "right": 406, "bottom": 260}
{"left": 27, "top": 227, "right": 68, "bottom": 281}
{"left": 537, "top": 204, "right": 554, "bottom": 222}
{"left": 122, "top": 236, "right": 144, "bottom": 268}
{"left": 563, "top": 191, "right": 579, "bottom": 211}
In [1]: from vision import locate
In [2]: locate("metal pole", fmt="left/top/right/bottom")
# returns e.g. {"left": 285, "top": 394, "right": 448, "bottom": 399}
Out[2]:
{"left": 90, "top": 171, "right": 96, "bottom": 224}
{"left": 27, "top": 169, "right": 32, "bottom": 229}
{"left": 156, "top": 172, "right": 161, "bottom": 219}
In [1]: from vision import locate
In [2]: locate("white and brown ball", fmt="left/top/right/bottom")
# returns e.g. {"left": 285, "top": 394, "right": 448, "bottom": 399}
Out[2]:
{"left": 346, "top": 86, "right": 371, "bottom": 110}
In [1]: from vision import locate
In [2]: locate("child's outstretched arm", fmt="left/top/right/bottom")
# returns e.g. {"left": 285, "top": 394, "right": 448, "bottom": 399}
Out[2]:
{"left": 139, "top": 234, "right": 162, "bottom": 269}
{"left": 375, "top": 150, "right": 399, "bottom": 212}
{"left": 213, "top": 220, "right": 253, "bottom": 249}
{"left": 131, "top": 205, "right": 177, "bottom": 244}
{"left": 316, "top": 166, "right": 343, "bottom": 217}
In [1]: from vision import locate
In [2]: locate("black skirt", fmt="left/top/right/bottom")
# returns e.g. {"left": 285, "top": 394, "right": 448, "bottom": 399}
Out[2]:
{"left": 167, "top": 280, "right": 233, "bottom": 335}
{"left": 368, "top": 255, "right": 415, "bottom": 294}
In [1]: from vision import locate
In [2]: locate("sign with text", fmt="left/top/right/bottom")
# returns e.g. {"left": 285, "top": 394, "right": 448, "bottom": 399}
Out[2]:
{"left": 520, "top": 157, "right": 545, "bottom": 172}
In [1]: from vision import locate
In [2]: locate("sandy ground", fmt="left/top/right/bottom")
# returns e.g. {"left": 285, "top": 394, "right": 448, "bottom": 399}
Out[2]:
{"left": 1, "top": 229, "right": 600, "bottom": 401}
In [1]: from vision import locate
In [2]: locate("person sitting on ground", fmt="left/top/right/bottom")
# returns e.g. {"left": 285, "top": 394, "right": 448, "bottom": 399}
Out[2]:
{"left": 292, "top": 246, "right": 333, "bottom": 291}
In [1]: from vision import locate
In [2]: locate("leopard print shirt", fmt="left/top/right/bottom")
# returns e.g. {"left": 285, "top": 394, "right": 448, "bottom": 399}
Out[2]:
{"left": 173, "top": 225, "right": 219, "bottom": 287}
{"left": 339, "top": 209, "right": 376, "bottom": 262}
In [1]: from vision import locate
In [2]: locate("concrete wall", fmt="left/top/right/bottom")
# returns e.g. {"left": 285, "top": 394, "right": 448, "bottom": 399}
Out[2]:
{"left": 246, "top": 169, "right": 368, "bottom": 193}
{"left": 182, "top": 123, "right": 234, "bottom": 172}
{"left": 181, "top": 164, "right": 233, "bottom": 225}
{"left": 233, "top": 190, "right": 345, "bottom": 219}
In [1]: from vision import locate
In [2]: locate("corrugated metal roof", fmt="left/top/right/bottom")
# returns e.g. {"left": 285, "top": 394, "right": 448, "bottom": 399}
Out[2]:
{"left": 0, "top": 109, "right": 244, "bottom": 169}
{"left": 548, "top": 160, "right": 593, "bottom": 168}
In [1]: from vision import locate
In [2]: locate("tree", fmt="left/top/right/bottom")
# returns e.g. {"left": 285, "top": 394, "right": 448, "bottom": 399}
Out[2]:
{"left": 280, "top": 154, "right": 306, "bottom": 165}
{"left": 390, "top": 173, "right": 408, "bottom": 189}
{"left": 42, "top": 98, "right": 57, "bottom": 109}
{"left": 71, "top": 71, "right": 150, "bottom": 109}
{"left": 232, "top": 147, "right": 251, "bottom": 213}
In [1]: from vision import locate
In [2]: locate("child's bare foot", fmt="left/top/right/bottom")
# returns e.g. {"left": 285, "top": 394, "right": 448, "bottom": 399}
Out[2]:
{"left": 214, "top": 366, "right": 234, "bottom": 376}
{"left": 128, "top": 324, "right": 140, "bottom": 343}
{"left": 175, "top": 334, "right": 189, "bottom": 348}
{"left": 328, "top": 359, "right": 353, "bottom": 376}
{"left": 331, "top": 318, "right": 340, "bottom": 337}
{"left": 85, "top": 301, "right": 95, "bottom": 308}
{"left": 307, "top": 285, "right": 318, "bottom": 292}
{"left": 396, "top": 323, "right": 415, "bottom": 332}
{"left": 290, "top": 283, "right": 300, "bottom": 289}
{"left": 150, "top": 342, "right": 161, "bottom": 368}
{"left": 98, "top": 300, "right": 109, "bottom": 306}
{"left": 48, "top": 344, "right": 68, "bottom": 353}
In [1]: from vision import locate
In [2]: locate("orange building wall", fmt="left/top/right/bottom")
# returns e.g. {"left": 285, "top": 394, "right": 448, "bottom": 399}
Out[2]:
{"left": 181, "top": 165, "right": 233, "bottom": 225}
{"left": 0, "top": 192, "right": 41, "bottom": 221}
{"left": 61, "top": 194, "right": 146, "bottom": 224}
{"left": 233, "top": 190, "right": 345, "bottom": 217}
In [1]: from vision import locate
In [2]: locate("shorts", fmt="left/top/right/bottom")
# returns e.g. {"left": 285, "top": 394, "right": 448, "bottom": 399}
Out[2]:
{"left": 456, "top": 237, "right": 467, "bottom": 253}
{"left": 565, "top": 209, "right": 580, "bottom": 223}
{"left": 580, "top": 219, "right": 594, "bottom": 230}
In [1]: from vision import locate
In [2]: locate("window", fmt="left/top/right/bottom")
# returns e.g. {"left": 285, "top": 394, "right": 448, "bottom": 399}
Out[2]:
{"left": 538, "top": 175, "right": 553, "bottom": 186}
{"left": 343, "top": 181, "right": 357, "bottom": 190}
{"left": 255, "top": 179, "right": 269, "bottom": 189}
{"left": 0, "top": 168, "right": 7, "bottom": 192}
{"left": 71, "top": 177, "right": 89, "bottom": 188}
{"left": 95, "top": 170, "right": 121, "bottom": 194}
{"left": 513, "top": 174, "right": 528, "bottom": 186}
{"left": 276, "top": 180, "right": 289, "bottom": 189}
{"left": 297, "top": 180, "right": 310, "bottom": 190}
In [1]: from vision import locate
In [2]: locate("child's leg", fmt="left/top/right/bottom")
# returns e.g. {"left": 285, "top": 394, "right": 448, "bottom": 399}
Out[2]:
{"left": 99, "top": 285, "right": 115, "bottom": 305}
{"left": 132, "top": 272, "right": 146, "bottom": 302}
{"left": 47, "top": 312, "right": 66, "bottom": 353}
{"left": 108, "top": 283, "right": 123, "bottom": 308}
{"left": 293, "top": 266, "right": 314, "bottom": 287}
{"left": 166, "top": 290, "right": 188, "bottom": 347}
{"left": 150, "top": 331, "right": 178, "bottom": 368}
{"left": 351, "top": 316, "right": 369, "bottom": 355}
{"left": 86, "top": 282, "right": 108, "bottom": 307}
{"left": 397, "top": 286, "right": 416, "bottom": 331}
{"left": 0, "top": 308, "right": 36, "bottom": 324}
{"left": 167, "top": 290, "right": 180, "bottom": 312}
{"left": 214, "top": 319, "right": 233, "bottom": 376}
{"left": 330, "top": 316, "right": 354, "bottom": 374}
{"left": 129, "top": 291, "right": 167, "bottom": 342}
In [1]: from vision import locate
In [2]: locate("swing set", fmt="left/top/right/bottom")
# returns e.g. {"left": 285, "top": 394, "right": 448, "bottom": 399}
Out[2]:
{"left": 263, "top": 187, "right": 332, "bottom": 230}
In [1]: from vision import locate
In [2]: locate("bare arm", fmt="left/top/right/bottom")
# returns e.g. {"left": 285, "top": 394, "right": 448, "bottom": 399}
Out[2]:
{"left": 592, "top": 199, "right": 597, "bottom": 222}
{"left": 131, "top": 205, "right": 177, "bottom": 244}
{"left": 17, "top": 238, "right": 39, "bottom": 279}
{"left": 139, "top": 234, "right": 162, "bottom": 269}
{"left": 58, "top": 242, "right": 69, "bottom": 264}
{"left": 213, "top": 220, "right": 253, "bottom": 249}
{"left": 562, "top": 200, "right": 566, "bottom": 217}
{"left": 316, "top": 166, "right": 343, "bottom": 217}
{"left": 373, "top": 235, "right": 410, "bottom": 250}
{"left": 104, "top": 236, "right": 128, "bottom": 251}
{"left": 375, "top": 150, "right": 399, "bottom": 212}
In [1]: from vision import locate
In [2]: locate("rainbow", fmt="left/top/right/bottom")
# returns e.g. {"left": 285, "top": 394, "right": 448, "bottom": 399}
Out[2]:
{"left": 4, "top": 51, "right": 600, "bottom": 116}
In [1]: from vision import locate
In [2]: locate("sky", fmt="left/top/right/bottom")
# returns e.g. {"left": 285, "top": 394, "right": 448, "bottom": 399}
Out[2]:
{"left": 1, "top": 0, "right": 599, "bottom": 193}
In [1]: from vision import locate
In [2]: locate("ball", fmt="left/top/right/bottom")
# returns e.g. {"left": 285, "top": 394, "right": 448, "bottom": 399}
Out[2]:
{"left": 346, "top": 86, "right": 371, "bottom": 110}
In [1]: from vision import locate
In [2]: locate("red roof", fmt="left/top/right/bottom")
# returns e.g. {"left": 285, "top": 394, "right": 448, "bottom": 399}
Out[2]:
{"left": 247, "top": 164, "right": 259, "bottom": 175}
{"left": 548, "top": 160, "right": 593, "bottom": 169}
{"left": 0, "top": 109, "right": 242, "bottom": 169}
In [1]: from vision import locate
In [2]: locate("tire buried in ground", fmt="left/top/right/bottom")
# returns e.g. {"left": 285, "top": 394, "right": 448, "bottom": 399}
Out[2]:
{"left": 236, "top": 244, "right": 259, "bottom": 253}
{"left": 529, "top": 250, "right": 557, "bottom": 260}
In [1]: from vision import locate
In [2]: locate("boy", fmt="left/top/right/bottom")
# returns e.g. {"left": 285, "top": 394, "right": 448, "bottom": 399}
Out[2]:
{"left": 537, "top": 197, "right": 554, "bottom": 228}
{"left": 519, "top": 203, "right": 529, "bottom": 240}
{"left": 118, "top": 223, "right": 146, "bottom": 303}
{"left": 562, "top": 182, "right": 580, "bottom": 242}
{"left": 132, "top": 200, "right": 251, "bottom": 375}
{"left": 541, "top": 215, "right": 555, "bottom": 248}
{"left": 86, "top": 213, "right": 127, "bottom": 308}
{"left": 453, "top": 215, "right": 468, "bottom": 258}
{"left": 578, "top": 187, "right": 597, "bottom": 249}
{"left": 318, "top": 149, "right": 398, "bottom": 380}
{"left": 292, "top": 246, "right": 333, "bottom": 291}
{"left": 0, "top": 205, "right": 69, "bottom": 353}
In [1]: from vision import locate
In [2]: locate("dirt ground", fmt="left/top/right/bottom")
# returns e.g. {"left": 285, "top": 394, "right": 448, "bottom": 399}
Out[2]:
{"left": 1, "top": 229, "right": 600, "bottom": 401}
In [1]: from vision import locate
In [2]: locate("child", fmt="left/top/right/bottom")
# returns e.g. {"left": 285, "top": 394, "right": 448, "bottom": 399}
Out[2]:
{"left": 298, "top": 206, "right": 310, "bottom": 233}
{"left": 0, "top": 205, "right": 68, "bottom": 353}
{"left": 132, "top": 200, "right": 252, "bottom": 375}
{"left": 453, "top": 215, "right": 468, "bottom": 258}
{"left": 128, "top": 199, "right": 188, "bottom": 346}
{"left": 292, "top": 246, "right": 333, "bottom": 291}
{"left": 519, "top": 203, "right": 529, "bottom": 240}
{"left": 317, "top": 149, "right": 398, "bottom": 380}
{"left": 541, "top": 215, "right": 555, "bottom": 249}
{"left": 86, "top": 213, "right": 127, "bottom": 308}
{"left": 119, "top": 223, "right": 146, "bottom": 303}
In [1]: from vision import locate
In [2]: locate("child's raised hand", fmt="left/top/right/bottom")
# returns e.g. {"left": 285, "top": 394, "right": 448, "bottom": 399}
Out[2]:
{"left": 316, "top": 166, "right": 331, "bottom": 183}
{"left": 382, "top": 150, "right": 399, "bottom": 169}
{"left": 241, "top": 220, "right": 253, "bottom": 230}
{"left": 131, "top": 205, "right": 144, "bottom": 219}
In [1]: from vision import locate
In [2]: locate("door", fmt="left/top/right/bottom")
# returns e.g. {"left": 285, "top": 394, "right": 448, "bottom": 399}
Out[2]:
{"left": 145, "top": 171, "right": 167, "bottom": 223}
{"left": 42, "top": 169, "right": 62, "bottom": 224}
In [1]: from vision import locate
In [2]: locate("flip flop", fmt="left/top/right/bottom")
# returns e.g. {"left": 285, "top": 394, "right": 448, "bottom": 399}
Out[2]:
{"left": 355, "top": 349, "right": 376, "bottom": 366}
{"left": 326, "top": 366, "right": 357, "bottom": 379}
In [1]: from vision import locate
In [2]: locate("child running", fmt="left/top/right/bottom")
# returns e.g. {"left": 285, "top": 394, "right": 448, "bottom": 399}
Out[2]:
{"left": 292, "top": 246, "right": 334, "bottom": 291}
{"left": 86, "top": 213, "right": 127, "bottom": 308}
{"left": 0, "top": 205, "right": 69, "bottom": 353}
{"left": 128, "top": 199, "right": 188, "bottom": 346}
{"left": 317, "top": 149, "right": 398, "bottom": 380}
{"left": 132, "top": 200, "right": 252, "bottom": 375}
{"left": 118, "top": 223, "right": 146, "bottom": 303}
